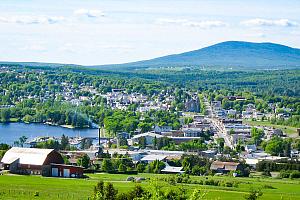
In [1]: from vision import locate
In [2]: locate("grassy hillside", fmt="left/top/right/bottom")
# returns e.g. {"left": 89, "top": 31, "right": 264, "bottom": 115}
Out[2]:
{"left": 0, "top": 173, "right": 299, "bottom": 200}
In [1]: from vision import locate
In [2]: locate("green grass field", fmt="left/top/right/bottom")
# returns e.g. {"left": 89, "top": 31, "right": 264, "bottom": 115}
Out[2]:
{"left": 243, "top": 120, "right": 298, "bottom": 136}
{"left": 0, "top": 173, "right": 300, "bottom": 200}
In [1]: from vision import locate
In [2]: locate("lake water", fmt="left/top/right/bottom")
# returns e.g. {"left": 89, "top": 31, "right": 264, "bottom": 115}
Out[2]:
{"left": 0, "top": 123, "right": 99, "bottom": 145}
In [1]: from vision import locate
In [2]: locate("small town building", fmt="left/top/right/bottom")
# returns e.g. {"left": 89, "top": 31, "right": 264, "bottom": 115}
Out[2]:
{"left": 245, "top": 144, "right": 257, "bottom": 153}
{"left": 140, "top": 154, "right": 166, "bottom": 163}
{"left": 161, "top": 165, "right": 184, "bottom": 174}
{"left": 154, "top": 125, "right": 172, "bottom": 133}
{"left": 199, "top": 149, "right": 217, "bottom": 158}
{"left": 245, "top": 158, "right": 259, "bottom": 168}
{"left": 182, "top": 127, "right": 203, "bottom": 137}
{"left": 185, "top": 97, "right": 200, "bottom": 113}
{"left": 129, "top": 132, "right": 163, "bottom": 146}
{"left": 169, "top": 137, "right": 200, "bottom": 144}
{"left": 210, "top": 161, "right": 244, "bottom": 174}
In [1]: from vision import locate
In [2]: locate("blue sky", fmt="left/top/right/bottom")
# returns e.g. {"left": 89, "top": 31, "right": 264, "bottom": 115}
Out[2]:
{"left": 0, "top": 0, "right": 299, "bottom": 65}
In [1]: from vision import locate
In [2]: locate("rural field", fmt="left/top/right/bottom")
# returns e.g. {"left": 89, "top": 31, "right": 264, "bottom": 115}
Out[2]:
{"left": 0, "top": 173, "right": 299, "bottom": 200}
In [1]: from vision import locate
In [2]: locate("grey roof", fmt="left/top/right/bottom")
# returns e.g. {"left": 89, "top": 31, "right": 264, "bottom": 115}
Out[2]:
{"left": 132, "top": 132, "right": 163, "bottom": 140}
{"left": 161, "top": 166, "right": 184, "bottom": 173}
{"left": 141, "top": 154, "right": 166, "bottom": 162}
{"left": 1, "top": 147, "right": 55, "bottom": 166}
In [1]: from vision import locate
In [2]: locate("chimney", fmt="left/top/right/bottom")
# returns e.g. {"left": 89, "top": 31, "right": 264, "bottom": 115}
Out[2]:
{"left": 98, "top": 128, "right": 101, "bottom": 146}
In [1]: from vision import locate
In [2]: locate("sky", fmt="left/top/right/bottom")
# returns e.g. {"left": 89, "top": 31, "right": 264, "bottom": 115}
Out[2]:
{"left": 0, "top": 0, "right": 299, "bottom": 65}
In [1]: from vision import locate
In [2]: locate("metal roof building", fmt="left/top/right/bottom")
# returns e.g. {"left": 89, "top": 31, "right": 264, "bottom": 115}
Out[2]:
{"left": 141, "top": 154, "right": 166, "bottom": 163}
{"left": 1, "top": 147, "right": 64, "bottom": 175}
{"left": 161, "top": 166, "right": 184, "bottom": 174}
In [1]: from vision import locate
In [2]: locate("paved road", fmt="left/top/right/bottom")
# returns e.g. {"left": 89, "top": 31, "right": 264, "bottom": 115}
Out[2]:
{"left": 203, "top": 97, "right": 233, "bottom": 148}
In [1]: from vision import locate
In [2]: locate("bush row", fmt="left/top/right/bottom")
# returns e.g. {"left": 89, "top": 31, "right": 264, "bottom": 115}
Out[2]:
{"left": 161, "top": 175, "right": 239, "bottom": 187}
{"left": 279, "top": 170, "right": 300, "bottom": 179}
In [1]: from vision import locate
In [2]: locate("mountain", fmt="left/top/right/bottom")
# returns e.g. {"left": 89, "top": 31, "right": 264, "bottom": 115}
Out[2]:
{"left": 95, "top": 41, "right": 300, "bottom": 70}
{"left": 2, "top": 41, "right": 300, "bottom": 71}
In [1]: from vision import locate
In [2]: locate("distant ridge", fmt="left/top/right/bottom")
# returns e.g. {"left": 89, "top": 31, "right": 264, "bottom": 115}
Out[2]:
{"left": 0, "top": 61, "right": 80, "bottom": 68}
{"left": 1, "top": 41, "right": 300, "bottom": 71}
{"left": 95, "top": 41, "right": 300, "bottom": 70}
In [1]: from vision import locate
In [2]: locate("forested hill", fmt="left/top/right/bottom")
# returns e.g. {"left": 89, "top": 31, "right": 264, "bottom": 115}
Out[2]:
{"left": 2, "top": 41, "right": 300, "bottom": 71}
{"left": 94, "top": 41, "right": 300, "bottom": 70}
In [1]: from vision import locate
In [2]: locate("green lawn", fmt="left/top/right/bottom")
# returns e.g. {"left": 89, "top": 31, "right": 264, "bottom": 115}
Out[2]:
{"left": 243, "top": 120, "right": 298, "bottom": 136}
{"left": 0, "top": 173, "right": 300, "bottom": 200}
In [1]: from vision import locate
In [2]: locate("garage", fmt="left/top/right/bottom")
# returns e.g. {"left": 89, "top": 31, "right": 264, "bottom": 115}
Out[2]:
{"left": 50, "top": 164, "right": 84, "bottom": 178}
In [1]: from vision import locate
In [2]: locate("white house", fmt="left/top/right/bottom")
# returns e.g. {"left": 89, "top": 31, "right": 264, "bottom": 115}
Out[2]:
{"left": 129, "top": 132, "right": 163, "bottom": 146}
{"left": 154, "top": 125, "right": 172, "bottom": 133}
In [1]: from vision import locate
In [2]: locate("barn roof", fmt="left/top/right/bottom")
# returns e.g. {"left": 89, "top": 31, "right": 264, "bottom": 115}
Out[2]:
{"left": 210, "top": 161, "right": 240, "bottom": 171}
{"left": 1, "top": 147, "right": 55, "bottom": 166}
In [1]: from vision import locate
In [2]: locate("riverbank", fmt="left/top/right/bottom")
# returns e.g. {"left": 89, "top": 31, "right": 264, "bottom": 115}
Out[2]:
{"left": 45, "top": 122, "right": 76, "bottom": 129}
{"left": 0, "top": 119, "right": 94, "bottom": 130}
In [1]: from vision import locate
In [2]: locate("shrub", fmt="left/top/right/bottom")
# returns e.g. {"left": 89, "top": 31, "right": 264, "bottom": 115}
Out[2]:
{"left": 167, "top": 176, "right": 176, "bottom": 185}
{"left": 261, "top": 170, "right": 271, "bottom": 177}
{"left": 224, "top": 181, "right": 234, "bottom": 187}
{"left": 290, "top": 171, "right": 300, "bottom": 179}
{"left": 182, "top": 177, "right": 189, "bottom": 183}
{"left": 244, "top": 188, "right": 263, "bottom": 200}
{"left": 176, "top": 176, "right": 183, "bottom": 183}
{"left": 279, "top": 170, "right": 290, "bottom": 178}
{"left": 262, "top": 184, "right": 276, "bottom": 189}
{"left": 279, "top": 170, "right": 300, "bottom": 179}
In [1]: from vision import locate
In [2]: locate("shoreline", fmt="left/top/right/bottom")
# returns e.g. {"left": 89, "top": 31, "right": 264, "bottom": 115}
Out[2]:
{"left": 0, "top": 121, "right": 96, "bottom": 130}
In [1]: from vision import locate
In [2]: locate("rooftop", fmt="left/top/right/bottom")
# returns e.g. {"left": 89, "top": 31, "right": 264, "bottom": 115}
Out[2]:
{"left": 1, "top": 147, "right": 55, "bottom": 166}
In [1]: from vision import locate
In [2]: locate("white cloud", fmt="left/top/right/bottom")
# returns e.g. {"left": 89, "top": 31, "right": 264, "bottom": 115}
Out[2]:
{"left": 291, "top": 30, "right": 300, "bottom": 35}
{"left": 74, "top": 9, "right": 105, "bottom": 18}
{"left": 0, "top": 15, "right": 64, "bottom": 24}
{"left": 246, "top": 32, "right": 266, "bottom": 38}
{"left": 241, "top": 18, "right": 298, "bottom": 27}
{"left": 100, "top": 45, "right": 133, "bottom": 50}
{"left": 20, "top": 44, "right": 47, "bottom": 52}
{"left": 156, "top": 18, "right": 227, "bottom": 29}
{"left": 58, "top": 43, "right": 75, "bottom": 53}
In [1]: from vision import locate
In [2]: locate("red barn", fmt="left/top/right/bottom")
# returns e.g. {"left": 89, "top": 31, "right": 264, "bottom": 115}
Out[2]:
{"left": 1, "top": 147, "right": 84, "bottom": 178}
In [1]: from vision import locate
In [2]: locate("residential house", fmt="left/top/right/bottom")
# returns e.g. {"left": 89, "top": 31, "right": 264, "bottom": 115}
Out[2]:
{"left": 129, "top": 132, "right": 163, "bottom": 146}
{"left": 154, "top": 125, "right": 172, "bottom": 133}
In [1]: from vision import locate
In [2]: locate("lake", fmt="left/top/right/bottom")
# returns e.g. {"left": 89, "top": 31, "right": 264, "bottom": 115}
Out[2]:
{"left": 0, "top": 123, "right": 99, "bottom": 145}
